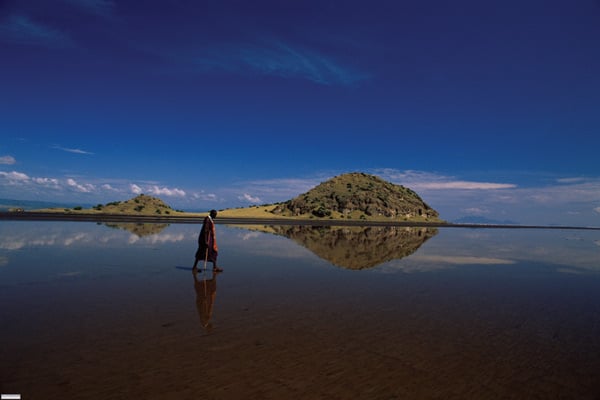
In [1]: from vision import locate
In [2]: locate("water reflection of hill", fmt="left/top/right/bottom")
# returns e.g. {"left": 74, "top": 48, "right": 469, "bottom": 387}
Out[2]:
{"left": 103, "top": 222, "right": 170, "bottom": 237}
{"left": 244, "top": 225, "right": 438, "bottom": 269}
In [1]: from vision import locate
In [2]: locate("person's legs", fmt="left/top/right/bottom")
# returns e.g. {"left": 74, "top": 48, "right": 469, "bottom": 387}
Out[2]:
{"left": 212, "top": 261, "right": 223, "bottom": 272}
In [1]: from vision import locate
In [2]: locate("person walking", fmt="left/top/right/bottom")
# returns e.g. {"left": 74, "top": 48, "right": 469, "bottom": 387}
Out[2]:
{"left": 193, "top": 209, "right": 223, "bottom": 272}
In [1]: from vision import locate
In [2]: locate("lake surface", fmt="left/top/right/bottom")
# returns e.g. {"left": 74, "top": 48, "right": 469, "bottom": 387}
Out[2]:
{"left": 1, "top": 221, "right": 600, "bottom": 399}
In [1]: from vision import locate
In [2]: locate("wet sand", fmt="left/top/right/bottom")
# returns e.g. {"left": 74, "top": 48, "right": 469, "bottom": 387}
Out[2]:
{"left": 3, "top": 265, "right": 600, "bottom": 399}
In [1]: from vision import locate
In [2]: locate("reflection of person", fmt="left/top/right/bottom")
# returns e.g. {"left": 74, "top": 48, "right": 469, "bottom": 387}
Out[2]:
{"left": 193, "top": 268, "right": 220, "bottom": 332}
{"left": 193, "top": 209, "right": 222, "bottom": 272}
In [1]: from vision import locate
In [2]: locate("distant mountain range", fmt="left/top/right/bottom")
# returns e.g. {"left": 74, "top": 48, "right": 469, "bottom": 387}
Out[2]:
{"left": 453, "top": 216, "right": 519, "bottom": 225}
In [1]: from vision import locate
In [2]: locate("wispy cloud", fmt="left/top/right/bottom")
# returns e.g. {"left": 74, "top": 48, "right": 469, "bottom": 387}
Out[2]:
{"left": 520, "top": 179, "right": 600, "bottom": 205}
{"left": 0, "top": 14, "right": 75, "bottom": 48}
{"left": 193, "top": 39, "right": 369, "bottom": 86}
{"left": 0, "top": 155, "right": 16, "bottom": 165}
{"left": 62, "top": 0, "right": 116, "bottom": 17}
{"left": 415, "top": 181, "right": 516, "bottom": 190}
{"left": 52, "top": 145, "right": 94, "bottom": 155}
{"left": 374, "top": 168, "right": 517, "bottom": 190}
{"left": 557, "top": 177, "right": 586, "bottom": 184}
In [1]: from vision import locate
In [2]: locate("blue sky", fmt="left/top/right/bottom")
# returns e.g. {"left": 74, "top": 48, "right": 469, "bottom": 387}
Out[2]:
{"left": 1, "top": 0, "right": 600, "bottom": 225}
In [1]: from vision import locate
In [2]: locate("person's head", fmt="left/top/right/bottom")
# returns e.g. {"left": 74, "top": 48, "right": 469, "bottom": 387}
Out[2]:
{"left": 210, "top": 209, "right": 217, "bottom": 218}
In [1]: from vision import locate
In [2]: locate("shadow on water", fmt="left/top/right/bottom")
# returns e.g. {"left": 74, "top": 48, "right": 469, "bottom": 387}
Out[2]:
{"left": 236, "top": 225, "right": 438, "bottom": 269}
{"left": 101, "top": 222, "right": 170, "bottom": 237}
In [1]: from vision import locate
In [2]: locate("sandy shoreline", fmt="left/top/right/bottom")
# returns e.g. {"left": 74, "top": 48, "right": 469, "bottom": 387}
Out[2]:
{"left": 1, "top": 211, "right": 599, "bottom": 230}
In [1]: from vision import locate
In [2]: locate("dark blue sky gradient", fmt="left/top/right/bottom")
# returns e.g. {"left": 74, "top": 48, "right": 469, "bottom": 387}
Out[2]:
{"left": 1, "top": 0, "right": 600, "bottom": 224}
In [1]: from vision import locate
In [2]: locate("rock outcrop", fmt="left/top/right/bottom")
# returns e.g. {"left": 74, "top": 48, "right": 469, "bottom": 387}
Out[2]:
{"left": 271, "top": 172, "right": 440, "bottom": 221}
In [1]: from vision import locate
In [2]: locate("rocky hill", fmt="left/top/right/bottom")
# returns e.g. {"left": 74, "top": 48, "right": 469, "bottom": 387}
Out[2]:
{"left": 271, "top": 172, "right": 440, "bottom": 221}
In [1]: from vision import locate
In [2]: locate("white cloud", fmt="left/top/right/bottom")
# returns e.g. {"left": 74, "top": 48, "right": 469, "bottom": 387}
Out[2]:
{"left": 147, "top": 185, "right": 186, "bottom": 197}
{"left": 192, "top": 192, "right": 218, "bottom": 201}
{"left": 32, "top": 177, "right": 61, "bottom": 189}
{"left": 130, "top": 184, "right": 143, "bottom": 194}
{"left": 594, "top": 207, "right": 600, "bottom": 214}
{"left": 125, "top": 183, "right": 187, "bottom": 197}
{"left": 0, "top": 155, "right": 16, "bottom": 165}
{"left": 0, "top": 170, "right": 30, "bottom": 183}
{"left": 239, "top": 193, "right": 262, "bottom": 204}
{"left": 66, "top": 178, "right": 95, "bottom": 193}
{"left": 102, "top": 183, "right": 117, "bottom": 191}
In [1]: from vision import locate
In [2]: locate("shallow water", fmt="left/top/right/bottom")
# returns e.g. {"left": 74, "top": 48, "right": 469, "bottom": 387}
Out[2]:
{"left": 1, "top": 221, "right": 600, "bottom": 399}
